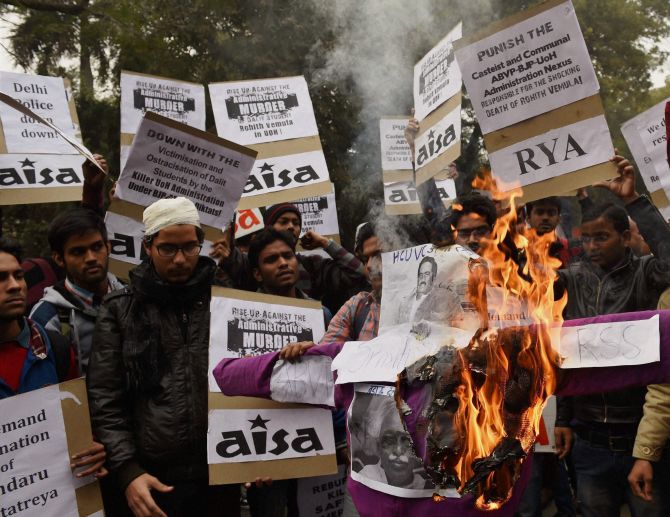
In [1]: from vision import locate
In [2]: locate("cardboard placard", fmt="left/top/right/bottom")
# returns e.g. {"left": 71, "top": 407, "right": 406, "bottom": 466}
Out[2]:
{"left": 209, "top": 76, "right": 319, "bottom": 146}
{"left": 454, "top": 0, "right": 600, "bottom": 135}
{"left": 620, "top": 97, "right": 670, "bottom": 199}
{"left": 208, "top": 287, "right": 336, "bottom": 484}
{"left": 380, "top": 116, "right": 413, "bottom": 183}
{"left": 413, "top": 22, "right": 463, "bottom": 122}
{"left": 115, "top": 111, "right": 256, "bottom": 229}
{"left": 384, "top": 178, "right": 456, "bottom": 215}
{"left": 0, "top": 378, "right": 104, "bottom": 516}
{"left": 120, "top": 70, "right": 206, "bottom": 169}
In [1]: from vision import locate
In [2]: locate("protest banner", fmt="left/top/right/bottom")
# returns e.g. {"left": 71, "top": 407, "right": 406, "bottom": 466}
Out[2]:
{"left": 0, "top": 378, "right": 104, "bottom": 516}
{"left": 120, "top": 71, "right": 206, "bottom": 169}
{"left": 384, "top": 178, "right": 456, "bottom": 215}
{"left": 209, "top": 76, "right": 319, "bottom": 146}
{"left": 297, "top": 465, "right": 347, "bottom": 517}
{"left": 208, "top": 287, "right": 336, "bottom": 484}
{"left": 412, "top": 23, "right": 463, "bottom": 185}
{"left": 380, "top": 117, "right": 413, "bottom": 183}
{"left": 621, "top": 97, "right": 670, "bottom": 211}
{"left": 115, "top": 111, "right": 256, "bottom": 229}
{"left": 234, "top": 208, "right": 265, "bottom": 239}
{"left": 348, "top": 384, "right": 458, "bottom": 499}
{"left": 210, "top": 76, "right": 332, "bottom": 207}
{"left": 0, "top": 72, "right": 100, "bottom": 205}
{"left": 413, "top": 23, "right": 463, "bottom": 123}
{"left": 454, "top": 0, "right": 616, "bottom": 201}
{"left": 104, "top": 202, "right": 219, "bottom": 280}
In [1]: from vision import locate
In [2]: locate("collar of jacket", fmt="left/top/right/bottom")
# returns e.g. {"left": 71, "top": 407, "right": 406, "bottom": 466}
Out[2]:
{"left": 130, "top": 256, "right": 216, "bottom": 305}
{"left": 588, "top": 248, "right": 636, "bottom": 279}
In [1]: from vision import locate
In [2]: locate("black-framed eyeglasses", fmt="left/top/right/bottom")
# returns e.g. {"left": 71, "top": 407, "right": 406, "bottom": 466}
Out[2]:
{"left": 155, "top": 242, "right": 202, "bottom": 257}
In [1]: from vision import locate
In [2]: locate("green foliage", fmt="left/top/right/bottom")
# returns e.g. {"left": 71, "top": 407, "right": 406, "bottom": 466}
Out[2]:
{"left": 0, "top": 0, "right": 668, "bottom": 253}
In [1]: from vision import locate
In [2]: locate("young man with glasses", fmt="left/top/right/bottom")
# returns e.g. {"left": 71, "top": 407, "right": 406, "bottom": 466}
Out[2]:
{"left": 87, "top": 197, "right": 240, "bottom": 517}
{"left": 450, "top": 193, "right": 497, "bottom": 254}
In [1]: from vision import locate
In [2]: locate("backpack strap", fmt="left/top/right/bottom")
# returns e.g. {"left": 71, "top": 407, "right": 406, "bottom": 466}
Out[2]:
{"left": 54, "top": 306, "right": 73, "bottom": 342}
{"left": 45, "top": 329, "right": 73, "bottom": 382}
{"left": 352, "top": 296, "right": 371, "bottom": 341}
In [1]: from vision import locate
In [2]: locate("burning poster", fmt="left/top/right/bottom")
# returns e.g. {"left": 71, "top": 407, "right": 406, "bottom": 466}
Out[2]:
{"left": 209, "top": 76, "right": 319, "bottom": 146}
{"left": 348, "top": 384, "right": 453, "bottom": 498}
{"left": 380, "top": 117, "right": 414, "bottom": 183}
{"left": 621, "top": 97, "right": 670, "bottom": 203}
{"left": 208, "top": 287, "right": 326, "bottom": 391}
{"left": 454, "top": 0, "right": 598, "bottom": 135}
{"left": 413, "top": 23, "right": 463, "bottom": 123}
{"left": 379, "top": 243, "right": 480, "bottom": 330}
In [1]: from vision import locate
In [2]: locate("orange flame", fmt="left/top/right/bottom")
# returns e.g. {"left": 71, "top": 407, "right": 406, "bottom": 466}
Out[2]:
{"left": 452, "top": 180, "right": 567, "bottom": 509}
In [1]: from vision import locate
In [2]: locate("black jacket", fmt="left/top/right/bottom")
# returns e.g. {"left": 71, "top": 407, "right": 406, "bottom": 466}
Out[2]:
{"left": 556, "top": 196, "right": 670, "bottom": 428}
{"left": 87, "top": 257, "right": 216, "bottom": 489}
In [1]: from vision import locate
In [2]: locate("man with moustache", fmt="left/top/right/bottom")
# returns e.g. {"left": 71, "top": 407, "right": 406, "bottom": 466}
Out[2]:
{"left": 31, "top": 208, "right": 124, "bottom": 375}
{"left": 87, "top": 197, "right": 240, "bottom": 517}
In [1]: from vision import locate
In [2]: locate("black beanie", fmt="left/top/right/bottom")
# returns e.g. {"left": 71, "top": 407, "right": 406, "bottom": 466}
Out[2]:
{"left": 263, "top": 203, "right": 302, "bottom": 227}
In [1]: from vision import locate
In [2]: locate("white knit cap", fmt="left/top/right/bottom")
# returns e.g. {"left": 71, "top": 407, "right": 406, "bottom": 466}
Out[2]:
{"left": 143, "top": 197, "right": 201, "bottom": 236}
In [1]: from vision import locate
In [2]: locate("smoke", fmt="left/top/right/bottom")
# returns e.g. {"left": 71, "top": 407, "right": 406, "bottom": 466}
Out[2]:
{"left": 307, "top": 0, "right": 497, "bottom": 249}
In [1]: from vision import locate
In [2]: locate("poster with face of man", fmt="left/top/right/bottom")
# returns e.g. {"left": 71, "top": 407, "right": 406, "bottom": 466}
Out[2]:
{"left": 348, "top": 384, "right": 458, "bottom": 498}
{"left": 379, "top": 243, "right": 481, "bottom": 331}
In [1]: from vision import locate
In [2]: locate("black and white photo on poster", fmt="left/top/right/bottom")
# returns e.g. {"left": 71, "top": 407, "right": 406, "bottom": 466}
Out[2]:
{"left": 0, "top": 71, "right": 79, "bottom": 154}
{"left": 413, "top": 22, "right": 462, "bottom": 122}
{"left": 241, "top": 150, "right": 331, "bottom": 199}
{"left": 379, "top": 117, "right": 413, "bottom": 173}
{"left": 621, "top": 97, "right": 670, "bottom": 197}
{"left": 208, "top": 290, "right": 325, "bottom": 392}
{"left": 0, "top": 154, "right": 84, "bottom": 190}
{"left": 487, "top": 114, "right": 613, "bottom": 191}
{"left": 454, "top": 0, "right": 599, "bottom": 134}
{"left": 207, "top": 407, "right": 335, "bottom": 464}
{"left": 379, "top": 243, "right": 480, "bottom": 330}
{"left": 115, "top": 113, "right": 256, "bottom": 228}
{"left": 120, "top": 71, "right": 206, "bottom": 134}
{"left": 209, "top": 76, "right": 319, "bottom": 145}
{"left": 105, "top": 210, "right": 214, "bottom": 266}
{"left": 348, "top": 384, "right": 456, "bottom": 498}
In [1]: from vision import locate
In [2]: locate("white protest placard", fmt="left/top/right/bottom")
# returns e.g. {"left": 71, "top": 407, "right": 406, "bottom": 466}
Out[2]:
{"left": 234, "top": 208, "right": 264, "bottom": 239}
{"left": 297, "top": 465, "right": 347, "bottom": 517}
{"left": 380, "top": 117, "right": 413, "bottom": 182}
{"left": 105, "top": 210, "right": 215, "bottom": 266}
{"left": 207, "top": 408, "right": 335, "bottom": 464}
{"left": 120, "top": 71, "right": 206, "bottom": 134}
{"left": 0, "top": 154, "right": 84, "bottom": 194}
{"left": 455, "top": 0, "right": 599, "bottom": 134}
{"left": 0, "top": 380, "right": 103, "bottom": 517}
{"left": 552, "top": 314, "right": 660, "bottom": 369}
{"left": 488, "top": 114, "right": 613, "bottom": 190}
{"left": 0, "top": 71, "right": 78, "bottom": 154}
{"left": 115, "top": 112, "right": 256, "bottom": 229}
{"left": 383, "top": 178, "right": 456, "bottom": 215}
{"left": 414, "top": 23, "right": 463, "bottom": 122}
{"left": 534, "top": 396, "right": 557, "bottom": 453}
{"left": 379, "top": 243, "right": 480, "bottom": 330}
{"left": 209, "top": 76, "right": 319, "bottom": 145}
{"left": 414, "top": 102, "right": 461, "bottom": 172}
{"left": 332, "top": 323, "right": 475, "bottom": 385}
{"left": 621, "top": 97, "right": 670, "bottom": 196}
{"left": 241, "top": 150, "right": 330, "bottom": 200}
{"left": 294, "top": 191, "right": 339, "bottom": 237}
{"left": 208, "top": 288, "right": 326, "bottom": 391}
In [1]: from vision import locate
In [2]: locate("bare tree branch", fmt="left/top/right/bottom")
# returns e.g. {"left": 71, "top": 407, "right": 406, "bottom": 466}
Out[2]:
{"left": 0, "top": 0, "right": 87, "bottom": 15}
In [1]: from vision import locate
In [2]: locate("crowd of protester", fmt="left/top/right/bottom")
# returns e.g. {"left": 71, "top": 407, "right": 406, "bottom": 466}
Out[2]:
{"left": 1, "top": 115, "right": 669, "bottom": 517}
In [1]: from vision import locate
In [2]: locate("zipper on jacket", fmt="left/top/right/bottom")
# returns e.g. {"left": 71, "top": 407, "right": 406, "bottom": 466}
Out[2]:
{"left": 594, "top": 256, "right": 631, "bottom": 313}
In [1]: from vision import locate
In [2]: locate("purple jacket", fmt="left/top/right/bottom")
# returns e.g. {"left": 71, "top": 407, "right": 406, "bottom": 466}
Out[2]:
{"left": 213, "top": 310, "right": 670, "bottom": 516}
